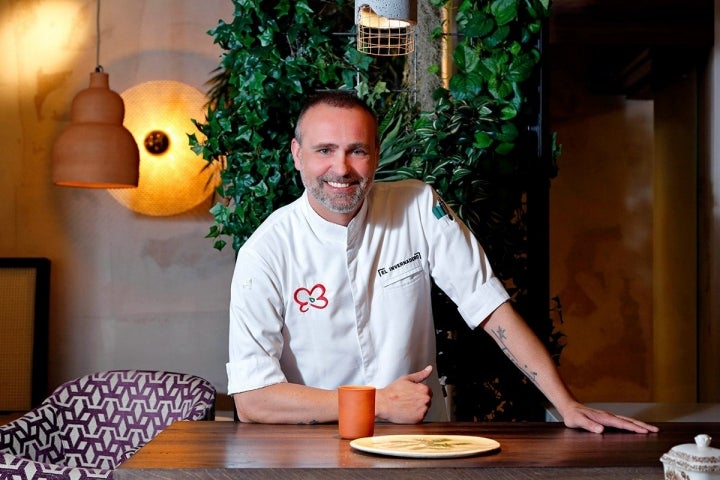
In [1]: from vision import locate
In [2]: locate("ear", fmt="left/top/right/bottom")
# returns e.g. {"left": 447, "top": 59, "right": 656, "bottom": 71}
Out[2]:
{"left": 291, "top": 138, "right": 302, "bottom": 170}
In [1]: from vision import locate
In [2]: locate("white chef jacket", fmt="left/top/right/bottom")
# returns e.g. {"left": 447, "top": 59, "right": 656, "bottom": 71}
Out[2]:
{"left": 226, "top": 179, "right": 509, "bottom": 421}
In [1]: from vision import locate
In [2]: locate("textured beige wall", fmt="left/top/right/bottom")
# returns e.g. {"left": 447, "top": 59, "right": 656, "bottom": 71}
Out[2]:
{"left": 549, "top": 51, "right": 656, "bottom": 401}
{"left": 0, "top": 0, "right": 235, "bottom": 393}
{"left": 548, "top": 41, "right": 713, "bottom": 402}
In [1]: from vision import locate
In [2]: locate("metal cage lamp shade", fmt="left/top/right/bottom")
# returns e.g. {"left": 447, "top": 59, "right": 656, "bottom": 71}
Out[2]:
{"left": 51, "top": 71, "right": 140, "bottom": 188}
{"left": 355, "top": 0, "right": 415, "bottom": 56}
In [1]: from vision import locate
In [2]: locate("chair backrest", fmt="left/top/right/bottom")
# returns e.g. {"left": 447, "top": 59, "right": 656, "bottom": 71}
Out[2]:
{"left": 48, "top": 370, "right": 216, "bottom": 469}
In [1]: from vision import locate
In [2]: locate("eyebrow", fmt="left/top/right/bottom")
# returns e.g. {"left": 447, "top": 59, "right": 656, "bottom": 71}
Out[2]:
{"left": 309, "top": 143, "right": 338, "bottom": 150}
{"left": 309, "top": 142, "right": 372, "bottom": 151}
{"left": 349, "top": 142, "right": 372, "bottom": 150}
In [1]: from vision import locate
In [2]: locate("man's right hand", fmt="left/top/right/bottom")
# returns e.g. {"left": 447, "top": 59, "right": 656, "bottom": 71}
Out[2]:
{"left": 375, "top": 365, "right": 433, "bottom": 423}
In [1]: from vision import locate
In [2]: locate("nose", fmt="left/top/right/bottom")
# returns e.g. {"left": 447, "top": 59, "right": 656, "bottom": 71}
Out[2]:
{"left": 329, "top": 152, "right": 352, "bottom": 176}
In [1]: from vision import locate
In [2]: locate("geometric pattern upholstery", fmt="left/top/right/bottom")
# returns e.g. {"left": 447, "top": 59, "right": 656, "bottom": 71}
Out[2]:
{"left": 1, "top": 370, "right": 216, "bottom": 480}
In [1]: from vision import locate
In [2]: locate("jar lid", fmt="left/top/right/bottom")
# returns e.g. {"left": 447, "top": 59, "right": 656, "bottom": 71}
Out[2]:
{"left": 661, "top": 435, "right": 720, "bottom": 473}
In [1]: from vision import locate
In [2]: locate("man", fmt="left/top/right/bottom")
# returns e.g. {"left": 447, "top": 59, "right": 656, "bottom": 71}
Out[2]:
{"left": 227, "top": 91, "right": 658, "bottom": 434}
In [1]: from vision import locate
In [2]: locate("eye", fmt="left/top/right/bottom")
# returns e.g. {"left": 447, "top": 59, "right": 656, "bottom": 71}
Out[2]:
{"left": 352, "top": 148, "right": 369, "bottom": 156}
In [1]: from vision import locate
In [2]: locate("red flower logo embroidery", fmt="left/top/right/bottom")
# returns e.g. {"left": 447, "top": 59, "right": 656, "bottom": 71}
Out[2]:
{"left": 293, "top": 284, "right": 329, "bottom": 312}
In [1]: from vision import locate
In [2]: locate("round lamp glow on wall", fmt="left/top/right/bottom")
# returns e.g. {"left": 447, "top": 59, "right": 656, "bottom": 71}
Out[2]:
{"left": 108, "top": 80, "right": 219, "bottom": 216}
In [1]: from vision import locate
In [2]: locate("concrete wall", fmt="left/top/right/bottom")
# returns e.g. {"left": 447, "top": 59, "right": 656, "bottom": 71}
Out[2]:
{"left": 0, "top": 0, "right": 235, "bottom": 394}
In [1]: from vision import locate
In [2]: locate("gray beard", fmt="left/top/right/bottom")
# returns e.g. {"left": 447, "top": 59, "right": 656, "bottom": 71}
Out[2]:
{"left": 303, "top": 175, "right": 373, "bottom": 214}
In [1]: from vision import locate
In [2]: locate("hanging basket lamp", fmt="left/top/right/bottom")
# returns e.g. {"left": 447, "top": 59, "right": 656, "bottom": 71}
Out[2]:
{"left": 355, "top": 0, "right": 415, "bottom": 56}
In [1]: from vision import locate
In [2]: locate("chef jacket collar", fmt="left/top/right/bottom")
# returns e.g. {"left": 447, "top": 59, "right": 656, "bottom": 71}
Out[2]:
{"left": 301, "top": 189, "right": 370, "bottom": 244}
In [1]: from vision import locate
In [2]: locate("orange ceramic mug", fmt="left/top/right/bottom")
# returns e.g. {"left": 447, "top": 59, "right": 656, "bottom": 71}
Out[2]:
{"left": 338, "top": 385, "right": 376, "bottom": 440}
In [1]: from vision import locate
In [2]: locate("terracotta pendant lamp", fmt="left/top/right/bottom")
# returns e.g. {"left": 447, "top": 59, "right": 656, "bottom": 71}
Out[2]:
{"left": 355, "top": 0, "right": 415, "bottom": 56}
{"left": 51, "top": 0, "right": 139, "bottom": 188}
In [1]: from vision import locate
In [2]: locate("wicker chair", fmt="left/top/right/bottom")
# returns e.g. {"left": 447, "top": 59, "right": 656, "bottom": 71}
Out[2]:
{"left": 0, "top": 369, "right": 216, "bottom": 479}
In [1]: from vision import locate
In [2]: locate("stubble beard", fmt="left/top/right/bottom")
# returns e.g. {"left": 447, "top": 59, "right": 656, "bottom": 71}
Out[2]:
{"left": 303, "top": 174, "right": 373, "bottom": 214}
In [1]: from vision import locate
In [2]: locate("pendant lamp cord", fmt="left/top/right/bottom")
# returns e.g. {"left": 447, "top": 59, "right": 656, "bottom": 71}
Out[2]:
{"left": 95, "top": 0, "right": 103, "bottom": 72}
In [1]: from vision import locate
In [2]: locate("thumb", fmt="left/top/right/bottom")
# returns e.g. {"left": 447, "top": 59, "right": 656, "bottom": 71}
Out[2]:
{"left": 406, "top": 365, "right": 433, "bottom": 383}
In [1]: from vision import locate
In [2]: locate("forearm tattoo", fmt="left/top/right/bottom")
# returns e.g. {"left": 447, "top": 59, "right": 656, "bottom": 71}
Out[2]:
{"left": 490, "top": 325, "right": 539, "bottom": 386}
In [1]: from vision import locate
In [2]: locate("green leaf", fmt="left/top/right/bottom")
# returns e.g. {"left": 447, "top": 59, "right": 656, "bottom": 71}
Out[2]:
{"left": 431, "top": 159, "right": 455, "bottom": 176}
{"left": 495, "top": 142, "right": 515, "bottom": 155}
{"left": 490, "top": 0, "right": 519, "bottom": 26}
{"left": 484, "top": 24, "right": 510, "bottom": 48}
{"left": 462, "top": 12, "right": 495, "bottom": 38}
{"left": 449, "top": 72, "right": 484, "bottom": 98}
{"left": 430, "top": 27, "right": 444, "bottom": 39}
{"left": 474, "top": 131, "right": 493, "bottom": 148}
{"left": 451, "top": 167, "right": 473, "bottom": 182}
{"left": 499, "top": 105, "right": 518, "bottom": 120}
{"left": 498, "top": 122, "right": 519, "bottom": 142}
{"left": 507, "top": 53, "right": 537, "bottom": 82}
{"left": 453, "top": 44, "right": 467, "bottom": 71}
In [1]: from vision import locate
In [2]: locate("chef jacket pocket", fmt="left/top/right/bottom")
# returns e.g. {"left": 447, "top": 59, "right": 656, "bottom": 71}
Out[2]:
{"left": 380, "top": 264, "right": 423, "bottom": 290}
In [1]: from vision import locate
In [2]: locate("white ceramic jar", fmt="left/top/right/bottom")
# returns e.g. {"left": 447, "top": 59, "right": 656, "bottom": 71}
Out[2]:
{"left": 661, "top": 434, "right": 720, "bottom": 480}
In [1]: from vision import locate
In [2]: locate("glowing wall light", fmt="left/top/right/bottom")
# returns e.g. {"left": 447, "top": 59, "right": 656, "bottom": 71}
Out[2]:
{"left": 107, "top": 80, "right": 219, "bottom": 216}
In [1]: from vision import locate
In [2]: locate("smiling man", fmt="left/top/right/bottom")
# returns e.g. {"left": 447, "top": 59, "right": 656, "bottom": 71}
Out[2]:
{"left": 226, "top": 91, "right": 658, "bottom": 434}
{"left": 290, "top": 96, "right": 378, "bottom": 225}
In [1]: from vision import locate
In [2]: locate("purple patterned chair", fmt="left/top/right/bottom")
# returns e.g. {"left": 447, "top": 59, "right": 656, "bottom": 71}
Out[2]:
{"left": 0, "top": 369, "right": 216, "bottom": 480}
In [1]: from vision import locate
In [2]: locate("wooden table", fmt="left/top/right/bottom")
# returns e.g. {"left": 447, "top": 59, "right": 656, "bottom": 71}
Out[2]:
{"left": 116, "top": 421, "right": 718, "bottom": 480}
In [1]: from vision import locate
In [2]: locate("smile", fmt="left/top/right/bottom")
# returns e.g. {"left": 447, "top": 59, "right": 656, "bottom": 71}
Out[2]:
{"left": 327, "top": 181, "right": 353, "bottom": 188}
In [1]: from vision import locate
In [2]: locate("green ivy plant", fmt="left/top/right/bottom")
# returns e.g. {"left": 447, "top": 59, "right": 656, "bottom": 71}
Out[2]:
{"left": 192, "top": 0, "right": 562, "bottom": 421}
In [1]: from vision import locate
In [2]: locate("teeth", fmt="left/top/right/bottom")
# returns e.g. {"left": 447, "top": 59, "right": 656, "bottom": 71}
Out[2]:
{"left": 328, "top": 181, "right": 349, "bottom": 188}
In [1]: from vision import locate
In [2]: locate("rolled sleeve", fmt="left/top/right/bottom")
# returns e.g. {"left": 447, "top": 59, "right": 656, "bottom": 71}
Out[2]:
{"left": 226, "top": 356, "right": 287, "bottom": 395}
{"left": 420, "top": 184, "right": 511, "bottom": 330}
{"left": 456, "top": 276, "right": 510, "bottom": 329}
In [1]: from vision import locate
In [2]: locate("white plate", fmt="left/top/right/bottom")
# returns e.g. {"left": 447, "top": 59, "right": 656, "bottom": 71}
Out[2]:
{"left": 350, "top": 434, "right": 500, "bottom": 458}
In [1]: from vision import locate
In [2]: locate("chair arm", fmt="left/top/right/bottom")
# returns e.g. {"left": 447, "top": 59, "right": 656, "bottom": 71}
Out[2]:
{"left": 1, "top": 452, "right": 111, "bottom": 480}
{"left": 0, "top": 403, "right": 63, "bottom": 463}
{"left": 187, "top": 400, "right": 216, "bottom": 421}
